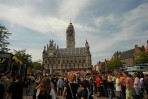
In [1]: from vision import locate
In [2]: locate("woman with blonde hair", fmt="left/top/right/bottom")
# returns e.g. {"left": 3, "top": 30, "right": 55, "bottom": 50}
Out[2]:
{"left": 63, "top": 73, "right": 79, "bottom": 99}
{"left": 36, "top": 77, "right": 56, "bottom": 99}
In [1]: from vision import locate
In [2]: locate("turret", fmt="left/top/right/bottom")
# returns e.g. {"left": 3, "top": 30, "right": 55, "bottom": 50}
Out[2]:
{"left": 85, "top": 40, "right": 90, "bottom": 55}
{"left": 47, "top": 44, "right": 48, "bottom": 50}
{"left": 85, "top": 40, "right": 90, "bottom": 49}
{"left": 57, "top": 45, "right": 59, "bottom": 49}
{"left": 43, "top": 46, "right": 46, "bottom": 59}
{"left": 44, "top": 46, "right": 46, "bottom": 52}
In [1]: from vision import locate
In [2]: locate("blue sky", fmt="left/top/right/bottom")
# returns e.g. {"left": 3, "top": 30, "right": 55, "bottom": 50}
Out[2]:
{"left": 0, "top": 0, "right": 148, "bottom": 65}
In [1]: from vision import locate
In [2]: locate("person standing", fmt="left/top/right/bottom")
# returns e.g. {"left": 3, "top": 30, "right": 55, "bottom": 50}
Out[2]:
{"left": 0, "top": 74, "right": 5, "bottom": 99}
{"left": 120, "top": 74, "right": 126, "bottom": 99}
{"left": 106, "top": 75, "right": 114, "bottom": 99}
{"left": 51, "top": 75, "right": 58, "bottom": 93}
{"left": 133, "top": 73, "right": 141, "bottom": 99}
{"left": 77, "top": 80, "right": 93, "bottom": 99}
{"left": 1, "top": 71, "right": 12, "bottom": 92}
{"left": 6, "top": 75, "right": 27, "bottom": 99}
{"left": 116, "top": 74, "right": 122, "bottom": 99}
{"left": 102, "top": 74, "right": 108, "bottom": 98}
{"left": 63, "top": 74, "right": 79, "bottom": 99}
{"left": 89, "top": 75, "right": 95, "bottom": 95}
{"left": 57, "top": 76, "right": 64, "bottom": 96}
{"left": 143, "top": 74, "right": 148, "bottom": 97}
{"left": 36, "top": 77, "right": 56, "bottom": 99}
{"left": 125, "top": 73, "right": 133, "bottom": 99}
{"left": 95, "top": 75, "right": 101, "bottom": 97}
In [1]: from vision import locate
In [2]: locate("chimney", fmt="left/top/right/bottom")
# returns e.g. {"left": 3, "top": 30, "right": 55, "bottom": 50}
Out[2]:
{"left": 135, "top": 45, "right": 138, "bottom": 48}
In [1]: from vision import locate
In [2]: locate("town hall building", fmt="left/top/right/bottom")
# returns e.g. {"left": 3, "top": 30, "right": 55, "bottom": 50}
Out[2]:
{"left": 42, "top": 22, "right": 92, "bottom": 73}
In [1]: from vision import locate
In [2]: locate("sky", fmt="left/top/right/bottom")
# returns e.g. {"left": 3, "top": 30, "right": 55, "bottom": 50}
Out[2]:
{"left": 0, "top": 0, "right": 148, "bottom": 65}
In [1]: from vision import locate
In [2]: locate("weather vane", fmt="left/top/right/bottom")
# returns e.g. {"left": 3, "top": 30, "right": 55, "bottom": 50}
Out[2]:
{"left": 70, "top": 18, "right": 71, "bottom": 23}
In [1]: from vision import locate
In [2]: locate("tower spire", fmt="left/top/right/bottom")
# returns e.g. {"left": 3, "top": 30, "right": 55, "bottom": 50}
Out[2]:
{"left": 66, "top": 21, "right": 75, "bottom": 48}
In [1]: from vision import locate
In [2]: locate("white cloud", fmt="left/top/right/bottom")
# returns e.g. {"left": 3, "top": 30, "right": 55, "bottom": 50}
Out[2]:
{"left": 1, "top": 1, "right": 148, "bottom": 65}
{"left": 9, "top": 46, "right": 42, "bottom": 61}
{"left": 58, "top": 0, "right": 90, "bottom": 19}
{"left": 118, "top": 3, "right": 148, "bottom": 40}
{"left": 0, "top": 4, "right": 67, "bottom": 35}
{"left": 87, "top": 3, "right": 148, "bottom": 64}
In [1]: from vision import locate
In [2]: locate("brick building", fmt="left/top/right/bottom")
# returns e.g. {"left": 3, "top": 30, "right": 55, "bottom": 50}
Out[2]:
{"left": 112, "top": 41, "right": 148, "bottom": 66}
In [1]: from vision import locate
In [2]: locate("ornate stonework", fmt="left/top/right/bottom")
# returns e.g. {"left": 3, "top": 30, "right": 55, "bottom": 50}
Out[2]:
{"left": 42, "top": 22, "right": 92, "bottom": 73}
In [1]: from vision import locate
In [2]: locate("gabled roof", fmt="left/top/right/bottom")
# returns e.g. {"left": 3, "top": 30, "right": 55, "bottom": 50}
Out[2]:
{"left": 120, "top": 49, "right": 134, "bottom": 60}
{"left": 139, "top": 46, "right": 145, "bottom": 52}
{"left": 120, "top": 47, "right": 145, "bottom": 60}
{"left": 58, "top": 47, "right": 87, "bottom": 56}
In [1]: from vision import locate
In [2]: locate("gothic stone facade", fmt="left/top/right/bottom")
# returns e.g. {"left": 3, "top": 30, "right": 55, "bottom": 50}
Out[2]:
{"left": 42, "top": 22, "right": 92, "bottom": 73}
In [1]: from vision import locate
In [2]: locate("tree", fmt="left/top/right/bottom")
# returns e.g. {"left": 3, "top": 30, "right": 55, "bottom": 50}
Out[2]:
{"left": 32, "top": 61, "right": 44, "bottom": 71}
{"left": 13, "top": 49, "right": 32, "bottom": 67}
{"left": 0, "top": 24, "right": 12, "bottom": 52}
{"left": 105, "top": 57, "right": 123, "bottom": 71}
{"left": 13, "top": 49, "right": 32, "bottom": 76}
{"left": 136, "top": 52, "right": 148, "bottom": 64}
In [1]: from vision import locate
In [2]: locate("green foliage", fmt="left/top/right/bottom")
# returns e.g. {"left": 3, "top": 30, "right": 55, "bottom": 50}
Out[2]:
{"left": 13, "top": 49, "right": 32, "bottom": 65}
{"left": 136, "top": 52, "right": 148, "bottom": 64}
{"left": 105, "top": 57, "right": 123, "bottom": 70}
{"left": 32, "top": 61, "right": 44, "bottom": 71}
{"left": 0, "top": 24, "right": 12, "bottom": 52}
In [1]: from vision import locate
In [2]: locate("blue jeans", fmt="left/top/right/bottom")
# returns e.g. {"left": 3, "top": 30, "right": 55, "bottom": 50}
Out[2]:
{"left": 107, "top": 89, "right": 113, "bottom": 99}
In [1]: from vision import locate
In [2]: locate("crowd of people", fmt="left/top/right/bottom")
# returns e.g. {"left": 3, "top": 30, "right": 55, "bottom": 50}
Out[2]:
{"left": 33, "top": 72, "right": 148, "bottom": 99}
{"left": 0, "top": 71, "right": 31, "bottom": 99}
{"left": 0, "top": 71, "right": 148, "bottom": 99}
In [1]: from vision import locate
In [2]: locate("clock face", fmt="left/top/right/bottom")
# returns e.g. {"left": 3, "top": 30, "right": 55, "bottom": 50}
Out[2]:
{"left": 49, "top": 52, "right": 53, "bottom": 56}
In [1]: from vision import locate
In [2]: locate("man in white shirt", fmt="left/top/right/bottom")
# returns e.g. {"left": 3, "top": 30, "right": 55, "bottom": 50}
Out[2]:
{"left": 116, "top": 74, "right": 122, "bottom": 99}
{"left": 133, "top": 73, "right": 140, "bottom": 97}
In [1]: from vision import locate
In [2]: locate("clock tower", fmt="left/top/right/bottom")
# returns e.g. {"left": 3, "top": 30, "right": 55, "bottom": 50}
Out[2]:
{"left": 43, "top": 21, "right": 92, "bottom": 74}
{"left": 66, "top": 21, "right": 75, "bottom": 48}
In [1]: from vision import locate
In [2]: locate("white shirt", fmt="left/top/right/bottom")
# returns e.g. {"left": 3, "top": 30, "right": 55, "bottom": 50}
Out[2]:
{"left": 140, "top": 78, "right": 143, "bottom": 88}
{"left": 134, "top": 77, "right": 140, "bottom": 88}
{"left": 116, "top": 78, "right": 121, "bottom": 91}
{"left": 36, "top": 88, "right": 56, "bottom": 99}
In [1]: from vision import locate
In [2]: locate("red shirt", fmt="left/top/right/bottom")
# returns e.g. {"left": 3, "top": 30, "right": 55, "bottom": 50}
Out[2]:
{"left": 96, "top": 77, "right": 101, "bottom": 87}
